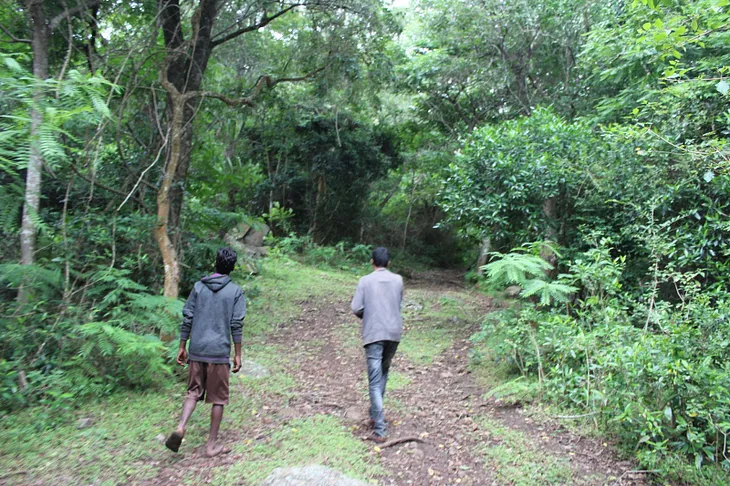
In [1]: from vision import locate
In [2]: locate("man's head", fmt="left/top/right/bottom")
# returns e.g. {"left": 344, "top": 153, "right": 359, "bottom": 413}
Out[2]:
{"left": 215, "top": 247, "right": 238, "bottom": 275}
{"left": 371, "top": 247, "right": 390, "bottom": 269}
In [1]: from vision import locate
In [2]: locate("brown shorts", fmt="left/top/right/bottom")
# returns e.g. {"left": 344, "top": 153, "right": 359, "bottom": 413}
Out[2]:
{"left": 186, "top": 361, "right": 230, "bottom": 405}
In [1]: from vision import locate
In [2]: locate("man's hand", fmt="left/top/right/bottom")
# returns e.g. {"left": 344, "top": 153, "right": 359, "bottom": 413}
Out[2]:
{"left": 176, "top": 341, "right": 188, "bottom": 366}
{"left": 232, "top": 354, "right": 242, "bottom": 373}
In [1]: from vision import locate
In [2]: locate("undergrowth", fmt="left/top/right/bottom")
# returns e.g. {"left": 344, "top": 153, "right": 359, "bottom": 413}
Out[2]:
{"left": 470, "top": 240, "right": 730, "bottom": 485}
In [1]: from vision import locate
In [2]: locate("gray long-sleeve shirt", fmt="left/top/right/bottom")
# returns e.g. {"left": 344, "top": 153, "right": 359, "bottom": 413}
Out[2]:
{"left": 181, "top": 274, "right": 246, "bottom": 363}
{"left": 351, "top": 268, "right": 403, "bottom": 346}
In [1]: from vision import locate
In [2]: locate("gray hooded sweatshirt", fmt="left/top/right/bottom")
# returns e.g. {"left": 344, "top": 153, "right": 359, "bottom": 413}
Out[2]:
{"left": 180, "top": 274, "right": 246, "bottom": 364}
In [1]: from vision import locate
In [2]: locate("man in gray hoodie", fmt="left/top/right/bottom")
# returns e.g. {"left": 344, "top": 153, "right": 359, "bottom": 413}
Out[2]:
{"left": 165, "top": 247, "right": 246, "bottom": 457}
{"left": 351, "top": 247, "right": 403, "bottom": 442}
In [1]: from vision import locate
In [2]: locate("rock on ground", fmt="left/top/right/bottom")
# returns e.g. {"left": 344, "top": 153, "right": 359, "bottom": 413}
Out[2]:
{"left": 239, "top": 360, "right": 269, "bottom": 378}
{"left": 260, "top": 465, "right": 369, "bottom": 486}
{"left": 504, "top": 285, "right": 521, "bottom": 298}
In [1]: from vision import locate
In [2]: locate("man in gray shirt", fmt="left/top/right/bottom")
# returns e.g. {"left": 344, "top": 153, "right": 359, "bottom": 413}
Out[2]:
{"left": 351, "top": 247, "right": 403, "bottom": 442}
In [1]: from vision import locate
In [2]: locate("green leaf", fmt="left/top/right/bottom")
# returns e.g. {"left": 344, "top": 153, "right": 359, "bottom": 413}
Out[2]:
{"left": 716, "top": 80, "right": 729, "bottom": 96}
{"left": 3, "top": 57, "right": 22, "bottom": 73}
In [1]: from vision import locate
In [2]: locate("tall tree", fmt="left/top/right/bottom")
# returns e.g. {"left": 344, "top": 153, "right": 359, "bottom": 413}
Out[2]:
{"left": 5, "top": 0, "right": 98, "bottom": 294}
{"left": 154, "top": 0, "right": 382, "bottom": 306}
{"left": 3, "top": 0, "right": 99, "bottom": 268}
{"left": 403, "top": 0, "right": 606, "bottom": 134}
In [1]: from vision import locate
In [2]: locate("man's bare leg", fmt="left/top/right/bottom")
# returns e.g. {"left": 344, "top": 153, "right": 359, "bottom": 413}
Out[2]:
{"left": 176, "top": 397, "right": 197, "bottom": 435}
{"left": 166, "top": 397, "right": 198, "bottom": 452}
{"left": 205, "top": 404, "right": 231, "bottom": 457}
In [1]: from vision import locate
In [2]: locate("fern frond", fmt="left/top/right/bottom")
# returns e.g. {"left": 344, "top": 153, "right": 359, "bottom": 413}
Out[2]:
{"left": 0, "top": 263, "right": 62, "bottom": 290}
{"left": 521, "top": 279, "right": 577, "bottom": 306}
{"left": 482, "top": 252, "right": 553, "bottom": 287}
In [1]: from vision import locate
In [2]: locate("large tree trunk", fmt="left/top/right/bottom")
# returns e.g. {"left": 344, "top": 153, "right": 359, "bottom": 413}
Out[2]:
{"left": 160, "top": 0, "right": 217, "bottom": 248}
{"left": 155, "top": 0, "right": 217, "bottom": 316}
{"left": 542, "top": 197, "right": 558, "bottom": 278}
{"left": 155, "top": 95, "right": 184, "bottom": 305}
{"left": 155, "top": 0, "right": 322, "bottom": 310}
{"left": 20, "top": 0, "right": 50, "bottom": 269}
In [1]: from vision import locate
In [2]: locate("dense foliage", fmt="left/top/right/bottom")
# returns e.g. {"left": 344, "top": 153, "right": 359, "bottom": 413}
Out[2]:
{"left": 1, "top": 0, "right": 730, "bottom": 482}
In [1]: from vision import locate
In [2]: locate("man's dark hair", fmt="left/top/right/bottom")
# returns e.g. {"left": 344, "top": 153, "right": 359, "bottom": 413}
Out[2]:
{"left": 215, "top": 247, "right": 237, "bottom": 274}
{"left": 372, "top": 247, "right": 390, "bottom": 268}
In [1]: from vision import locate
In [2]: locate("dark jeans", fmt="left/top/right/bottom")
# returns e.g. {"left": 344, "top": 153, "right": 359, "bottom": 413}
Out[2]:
{"left": 365, "top": 340, "right": 399, "bottom": 437}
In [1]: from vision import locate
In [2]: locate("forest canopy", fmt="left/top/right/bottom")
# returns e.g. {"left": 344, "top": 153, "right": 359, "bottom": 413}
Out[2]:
{"left": 1, "top": 0, "right": 730, "bottom": 482}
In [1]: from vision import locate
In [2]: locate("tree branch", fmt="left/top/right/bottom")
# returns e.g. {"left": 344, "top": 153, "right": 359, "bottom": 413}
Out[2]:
{"left": 50, "top": 0, "right": 100, "bottom": 31}
{"left": 183, "top": 65, "right": 327, "bottom": 106}
{"left": 191, "top": 91, "right": 256, "bottom": 106}
{"left": 71, "top": 164, "right": 148, "bottom": 210}
{"left": 211, "top": 4, "right": 302, "bottom": 47}
{"left": 0, "top": 22, "right": 30, "bottom": 44}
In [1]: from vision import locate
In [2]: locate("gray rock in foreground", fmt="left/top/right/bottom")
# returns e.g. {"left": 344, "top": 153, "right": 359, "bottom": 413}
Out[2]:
{"left": 261, "top": 465, "right": 369, "bottom": 486}
{"left": 239, "top": 360, "right": 269, "bottom": 378}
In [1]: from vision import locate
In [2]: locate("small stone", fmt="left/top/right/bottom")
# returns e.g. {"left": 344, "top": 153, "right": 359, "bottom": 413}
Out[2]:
{"left": 261, "top": 465, "right": 369, "bottom": 485}
{"left": 239, "top": 360, "right": 269, "bottom": 378}
{"left": 76, "top": 417, "right": 94, "bottom": 429}
{"left": 156, "top": 433, "right": 166, "bottom": 443}
{"left": 345, "top": 407, "right": 366, "bottom": 422}
{"left": 504, "top": 285, "right": 522, "bottom": 298}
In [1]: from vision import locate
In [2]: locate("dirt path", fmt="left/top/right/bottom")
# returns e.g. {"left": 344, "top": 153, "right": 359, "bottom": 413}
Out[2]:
{"left": 147, "top": 271, "right": 647, "bottom": 485}
{"left": 261, "top": 274, "right": 646, "bottom": 485}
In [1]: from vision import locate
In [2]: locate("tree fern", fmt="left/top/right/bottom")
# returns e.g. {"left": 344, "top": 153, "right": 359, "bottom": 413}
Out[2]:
{"left": 0, "top": 263, "right": 62, "bottom": 291}
{"left": 482, "top": 251, "right": 553, "bottom": 287}
{"left": 77, "top": 322, "right": 169, "bottom": 387}
{"left": 482, "top": 245, "right": 577, "bottom": 307}
{"left": 0, "top": 55, "right": 115, "bottom": 179}
{"left": 0, "top": 183, "right": 23, "bottom": 232}
{"left": 521, "top": 279, "right": 578, "bottom": 306}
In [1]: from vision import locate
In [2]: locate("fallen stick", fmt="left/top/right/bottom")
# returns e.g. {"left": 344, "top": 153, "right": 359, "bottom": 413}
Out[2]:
{"left": 0, "top": 470, "right": 28, "bottom": 481}
{"left": 379, "top": 436, "right": 425, "bottom": 449}
{"left": 553, "top": 411, "right": 598, "bottom": 420}
{"left": 612, "top": 469, "right": 660, "bottom": 486}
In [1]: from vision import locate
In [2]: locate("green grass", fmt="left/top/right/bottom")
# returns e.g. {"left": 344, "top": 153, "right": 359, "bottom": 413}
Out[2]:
{"left": 336, "top": 320, "right": 363, "bottom": 351}
{"left": 386, "top": 371, "right": 410, "bottom": 391}
{"left": 397, "top": 289, "right": 485, "bottom": 366}
{"left": 0, "top": 386, "right": 193, "bottom": 485}
{"left": 210, "top": 415, "right": 385, "bottom": 484}
{"left": 242, "top": 255, "right": 357, "bottom": 339}
{"left": 1, "top": 255, "right": 476, "bottom": 485}
{"left": 399, "top": 292, "right": 455, "bottom": 365}
{"left": 398, "top": 326, "right": 453, "bottom": 365}
{"left": 476, "top": 416, "right": 573, "bottom": 486}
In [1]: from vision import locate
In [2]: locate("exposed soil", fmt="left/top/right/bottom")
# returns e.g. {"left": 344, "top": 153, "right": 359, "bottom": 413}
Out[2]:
{"left": 148, "top": 272, "right": 649, "bottom": 485}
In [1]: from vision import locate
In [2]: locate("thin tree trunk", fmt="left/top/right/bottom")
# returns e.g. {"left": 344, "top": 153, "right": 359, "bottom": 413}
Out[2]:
{"left": 541, "top": 197, "right": 558, "bottom": 278}
{"left": 310, "top": 174, "right": 327, "bottom": 240}
{"left": 476, "top": 237, "right": 491, "bottom": 275}
{"left": 20, "top": 0, "right": 49, "bottom": 269}
{"left": 402, "top": 169, "right": 417, "bottom": 250}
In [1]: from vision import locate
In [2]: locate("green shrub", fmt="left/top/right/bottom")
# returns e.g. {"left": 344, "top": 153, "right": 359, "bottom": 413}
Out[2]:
{"left": 473, "top": 241, "right": 730, "bottom": 480}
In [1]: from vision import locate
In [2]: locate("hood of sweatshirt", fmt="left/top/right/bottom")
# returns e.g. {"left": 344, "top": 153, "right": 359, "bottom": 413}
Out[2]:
{"left": 201, "top": 274, "right": 231, "bottom": 292}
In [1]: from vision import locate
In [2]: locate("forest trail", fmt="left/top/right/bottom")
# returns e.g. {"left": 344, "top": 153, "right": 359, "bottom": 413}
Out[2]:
{"left": 145, "top": 269, "right": 647, "bottom": 486}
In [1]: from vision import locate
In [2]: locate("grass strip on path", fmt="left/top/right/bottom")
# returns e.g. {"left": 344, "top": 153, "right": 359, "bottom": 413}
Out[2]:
{"left": 211, "top": 415, "right": 385, "bottom": 484}
{"left": 477, "top": 416, "right": 573, "bottom": 486}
